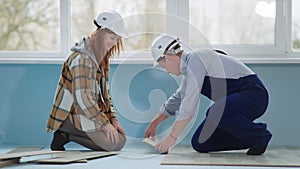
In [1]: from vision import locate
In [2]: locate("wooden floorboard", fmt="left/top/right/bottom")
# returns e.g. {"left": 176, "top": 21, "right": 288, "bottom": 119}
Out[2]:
{"left": 161, "top": 146, "right": 300, "bottom": 167}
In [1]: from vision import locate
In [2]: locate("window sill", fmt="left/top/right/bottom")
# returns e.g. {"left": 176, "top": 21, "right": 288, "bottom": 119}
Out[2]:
{"left": 1, "top": 52, "right": 300, "bottom": 64}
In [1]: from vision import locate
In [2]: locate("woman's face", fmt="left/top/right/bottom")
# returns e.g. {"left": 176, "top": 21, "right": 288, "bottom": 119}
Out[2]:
{"left": 103, "top": 31, "right": 121, "bottom": 52}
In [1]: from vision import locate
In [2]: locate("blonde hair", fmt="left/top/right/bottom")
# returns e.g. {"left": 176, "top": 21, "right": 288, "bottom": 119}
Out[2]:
{"left": 89, "top": 28, "right": 123, "bottom": 79}
{"left": 102, "top": 29, "right": 123, "bottom": 77}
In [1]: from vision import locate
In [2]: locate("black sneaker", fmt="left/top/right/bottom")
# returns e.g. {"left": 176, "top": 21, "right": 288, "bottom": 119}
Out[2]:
{"left": 246, "top": 134, "right": 272, "bottom": 155}
{"left": 50, "top": 130, "right": 70, "bottom": 151}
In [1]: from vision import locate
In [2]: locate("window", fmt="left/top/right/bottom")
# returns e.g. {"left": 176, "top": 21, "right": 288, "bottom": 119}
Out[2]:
{"left": 189, "top": 0, "right": 275, "bottom": 45}
{"left": 0, "top": 0, "right": 299, "bottom": 63}
{"left": 70, "top": 0, "right": 165, "bottom": 52}
{"left": 188, "top": 0, "right": 283, "bottom": 61}
{"left": 292, "top": 0, "right": 300, "bottom": 51}
{"left": 0, "top": 0, "right": 59, "bottom": 51}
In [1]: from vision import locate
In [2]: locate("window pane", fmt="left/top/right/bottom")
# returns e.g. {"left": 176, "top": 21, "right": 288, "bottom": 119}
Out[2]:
{"left": 292, "top": 0, "right": 300, "bottom": 51}
{"left": 0, "top": 0, "right": 59, "bottom": 51}
{"left": 71, "top": 0, "right": 165, "bottom": 52}
{"left": 189, "top": 0, "right": 275, "bottom": 45}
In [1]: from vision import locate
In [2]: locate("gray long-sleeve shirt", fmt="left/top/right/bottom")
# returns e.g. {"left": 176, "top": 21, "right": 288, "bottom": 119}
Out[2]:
{"left": 159, "top": 49, "right": 255, "bottom": 121}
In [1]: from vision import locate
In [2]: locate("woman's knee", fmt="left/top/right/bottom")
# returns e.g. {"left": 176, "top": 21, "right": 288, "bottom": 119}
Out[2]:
{"left": 100, "top": 134, "right": 126, "bottom": 151}
{"left": 112, "top": 134, "right": 126, "bottom": 151}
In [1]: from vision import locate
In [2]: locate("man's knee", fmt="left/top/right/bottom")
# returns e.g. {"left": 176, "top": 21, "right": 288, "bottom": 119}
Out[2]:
{"left": 191, "top": 138, "right": 209, "bottom": 153}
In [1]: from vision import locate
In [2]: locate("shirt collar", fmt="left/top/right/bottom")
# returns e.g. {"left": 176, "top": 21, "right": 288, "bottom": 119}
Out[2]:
{"left": 180, "top": 51, "right": 189, "bottom": 75}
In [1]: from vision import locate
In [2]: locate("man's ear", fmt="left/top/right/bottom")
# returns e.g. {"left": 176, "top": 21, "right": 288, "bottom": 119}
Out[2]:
{"left": 165, "top": 54, "right": 172, "bottom": 61}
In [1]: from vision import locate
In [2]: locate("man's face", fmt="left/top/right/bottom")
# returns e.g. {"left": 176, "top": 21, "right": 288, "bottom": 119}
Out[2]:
{"left": 158, "top": 54, "right": 181, "bottom": 76}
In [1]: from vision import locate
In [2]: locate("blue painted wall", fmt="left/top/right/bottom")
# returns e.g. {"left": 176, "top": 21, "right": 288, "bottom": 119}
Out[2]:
{"left": 0, "top": 63, "right": 299, "bottom": 146}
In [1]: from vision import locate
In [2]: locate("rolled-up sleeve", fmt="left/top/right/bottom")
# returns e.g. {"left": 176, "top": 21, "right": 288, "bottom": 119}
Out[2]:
{"left": 160, "top": 87, "right": 182, "bottom": 116}
{"left": 176, "top": 53, "right": 207, "bottom": 121}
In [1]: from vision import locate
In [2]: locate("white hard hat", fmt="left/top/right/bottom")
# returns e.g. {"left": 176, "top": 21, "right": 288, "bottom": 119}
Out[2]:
{"left": 94, "top": 10, "right": 125, "bottom": 37}
{"left": 151, "top": 34, "right": 182, "bottom": 66}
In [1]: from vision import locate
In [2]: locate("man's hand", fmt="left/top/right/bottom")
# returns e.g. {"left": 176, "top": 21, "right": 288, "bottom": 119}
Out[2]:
{"left": 155, "top": 134, "right": 177, "bottom": 154}
{"left": 144, "top": 123, "right": 158, "bottom": 139}
{"left": 144, "top": 113, "right": 169, "bottom": 139}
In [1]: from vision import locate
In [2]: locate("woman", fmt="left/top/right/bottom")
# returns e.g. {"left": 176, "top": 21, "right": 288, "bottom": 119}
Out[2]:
{"left": 47, "top": 10, "right": 126, "bottom": 151}
{"left": 145, "top": 34, "right": 272, "bottom": 155}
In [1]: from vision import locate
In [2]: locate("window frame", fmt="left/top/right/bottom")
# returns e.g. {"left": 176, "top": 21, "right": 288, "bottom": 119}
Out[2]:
{"left": 0, "top": 0, "right": 299, "bottom": 64}
{"left": 0, "top": 0, "right": 70, "bottom": 64}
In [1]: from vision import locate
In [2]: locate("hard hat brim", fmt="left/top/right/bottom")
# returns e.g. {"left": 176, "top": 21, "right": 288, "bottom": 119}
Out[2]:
{"left": 153, "top": 61, "right": 160, "bottom": 67}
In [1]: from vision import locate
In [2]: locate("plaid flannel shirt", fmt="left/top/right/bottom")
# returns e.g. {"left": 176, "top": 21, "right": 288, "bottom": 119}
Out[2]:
{"left": 47, "top": 51, "right": 117, "bottom": 132}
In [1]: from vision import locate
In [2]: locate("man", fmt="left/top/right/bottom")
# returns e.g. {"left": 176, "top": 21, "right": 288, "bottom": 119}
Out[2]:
{"left": 144, "top": 34, "right": 272, "bottom": 155}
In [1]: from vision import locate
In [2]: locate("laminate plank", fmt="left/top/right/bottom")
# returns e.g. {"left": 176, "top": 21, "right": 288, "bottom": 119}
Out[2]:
{"left": 34, "top": 151, "right": 119, "bottom": 164}
{"left": 0, "top": 150, "right": 64, "bottom": 160}
{"left": 0, "top": 158, "right": 20, "bottom": 168}
{"left": 0, "top": 146, "right": 45, "bottom": 167}
{"left": 161, "top": 146, "right": 300, "bottom": 167}
{"left": 6, "top": 146, "right": 44, "bottom": 154}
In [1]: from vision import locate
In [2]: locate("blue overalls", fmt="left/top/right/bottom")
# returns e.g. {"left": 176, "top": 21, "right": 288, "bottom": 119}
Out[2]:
{"left": 191, "top": 74, "right": 272, "bottom": 152}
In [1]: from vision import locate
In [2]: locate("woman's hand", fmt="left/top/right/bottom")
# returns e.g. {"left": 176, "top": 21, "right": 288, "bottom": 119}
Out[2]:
{"left": 111, "top": 119, "right": 126, "bottom": 137}
{"left": 103, "top": 123, "right": 119, "bottom": 144}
